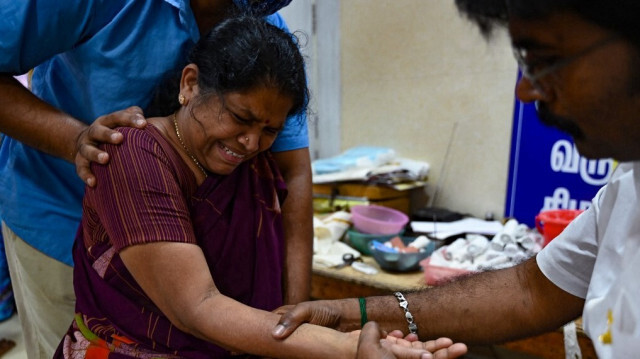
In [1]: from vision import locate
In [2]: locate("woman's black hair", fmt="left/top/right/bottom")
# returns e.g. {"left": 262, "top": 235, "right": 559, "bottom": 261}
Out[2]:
{"left": 147, "top": 15, "right": 308, "bottom": 119}
{"left": 455, "top": 0, "right": 640, "bottom": 50}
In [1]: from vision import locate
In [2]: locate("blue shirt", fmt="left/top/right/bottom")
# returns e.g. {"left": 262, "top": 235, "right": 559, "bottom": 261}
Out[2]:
{"left": 0, "top": 0, "right": 308, "bottom": 266}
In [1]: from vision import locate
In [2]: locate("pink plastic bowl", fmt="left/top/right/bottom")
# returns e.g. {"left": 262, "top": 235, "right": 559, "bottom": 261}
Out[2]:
{"left": 350, "top": 204, "right": 409, "bottom": 235}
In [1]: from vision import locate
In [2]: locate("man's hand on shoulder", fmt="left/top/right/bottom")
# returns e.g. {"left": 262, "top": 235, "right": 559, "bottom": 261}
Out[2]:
{"left": 75, "top": 106, "right": 147, "bottom": 186}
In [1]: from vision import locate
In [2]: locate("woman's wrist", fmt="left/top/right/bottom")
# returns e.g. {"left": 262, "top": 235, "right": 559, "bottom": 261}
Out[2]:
{"left": 337, "top": 298, "right": 364, "bottom": 332}
{"left": 339, "top": 330, "right": 360, "bottom": 359}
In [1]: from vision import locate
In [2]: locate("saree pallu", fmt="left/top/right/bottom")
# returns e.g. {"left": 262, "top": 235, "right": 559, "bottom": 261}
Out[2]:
{"left": 56, "top": 127, "right": 287, "bottom": 358}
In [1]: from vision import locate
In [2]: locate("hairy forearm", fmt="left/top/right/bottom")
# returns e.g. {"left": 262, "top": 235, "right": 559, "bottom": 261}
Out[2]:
{"left": 0, "top": 74, "right": 85, "bottom": 161}
{"left": 344, "top": 257, "right": 584, "bottom": 344}
{"left": 275, "top": 148, "right": 314, "bottom": 304}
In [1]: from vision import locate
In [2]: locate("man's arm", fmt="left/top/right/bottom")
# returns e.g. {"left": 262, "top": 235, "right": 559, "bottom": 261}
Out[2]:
{"left": 0, "top": 74, "right": 146, "bottom": 185}
{"left": 366, "top": 257, "right": 585, "bottom": 343}
{"left": 265, "top": 11, "right": 315, "bottom": 305}
{"left": 0, "top": 74, "right": 84, "bottom": 161}
{"left": 275, "top": 257, "right": 585, "bottom": 344}
{"left": 273, "top": 147, "right": 314, "bottom": 304}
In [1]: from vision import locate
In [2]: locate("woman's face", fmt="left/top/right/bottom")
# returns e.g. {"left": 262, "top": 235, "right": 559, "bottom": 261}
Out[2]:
{"left": 184, "top": 85, "right": 293, "bottom": 175}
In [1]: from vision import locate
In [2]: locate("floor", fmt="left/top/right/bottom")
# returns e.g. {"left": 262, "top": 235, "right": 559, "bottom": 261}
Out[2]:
{"left": 0, "top": 313, "right": 26, "bottom": 359}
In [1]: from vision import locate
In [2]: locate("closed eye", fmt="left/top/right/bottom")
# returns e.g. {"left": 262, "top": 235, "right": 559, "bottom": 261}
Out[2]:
{"left": 231, "top": 112, "right": 252, "bottom": 125}
{"left": 264, "top": 127, "right": 280, "bottom": 136}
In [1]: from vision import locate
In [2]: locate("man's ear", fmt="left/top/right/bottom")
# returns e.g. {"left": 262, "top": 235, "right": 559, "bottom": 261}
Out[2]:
{"left": 179, "top": 64, "right": 201, "bottom": 103}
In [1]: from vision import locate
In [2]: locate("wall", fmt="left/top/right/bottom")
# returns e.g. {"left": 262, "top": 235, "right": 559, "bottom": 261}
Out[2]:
{"left": 339, "top": 0, "right": 518, "bottom": 219}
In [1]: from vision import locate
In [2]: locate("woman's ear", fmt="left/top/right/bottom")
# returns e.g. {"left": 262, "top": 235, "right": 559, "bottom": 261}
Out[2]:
{"left": 179, "top": 64, "right": 201, "bottom": 104}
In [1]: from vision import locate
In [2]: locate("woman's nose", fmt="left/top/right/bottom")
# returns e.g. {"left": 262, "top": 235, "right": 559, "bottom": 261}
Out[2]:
{"left": 240, "top": 133, "right": 260, "bottom": 151}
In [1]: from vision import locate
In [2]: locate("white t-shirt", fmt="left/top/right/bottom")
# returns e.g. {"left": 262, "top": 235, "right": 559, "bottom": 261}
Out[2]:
{"left": 537, "top": 161, "right": 640, "bottom": 358}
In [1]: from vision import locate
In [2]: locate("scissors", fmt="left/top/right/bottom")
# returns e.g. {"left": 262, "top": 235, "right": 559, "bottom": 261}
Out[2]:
{"left": 334, "top": 253, "right": 362, "bottom": 269}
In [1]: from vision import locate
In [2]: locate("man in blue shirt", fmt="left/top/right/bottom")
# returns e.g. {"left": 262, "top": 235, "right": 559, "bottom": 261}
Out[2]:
{"left": 0, "top": 1, "right": 313, "bottom": 357}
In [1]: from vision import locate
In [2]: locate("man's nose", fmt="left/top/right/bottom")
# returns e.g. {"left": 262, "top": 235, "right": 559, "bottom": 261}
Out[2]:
{"left": 514, "top": 76, "right": 548, "bottom": 104}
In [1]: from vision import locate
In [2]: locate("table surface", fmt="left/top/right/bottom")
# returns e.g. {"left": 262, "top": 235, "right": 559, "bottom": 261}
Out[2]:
{"left": 312, "top": 256, "right": 427, "bottom": 295}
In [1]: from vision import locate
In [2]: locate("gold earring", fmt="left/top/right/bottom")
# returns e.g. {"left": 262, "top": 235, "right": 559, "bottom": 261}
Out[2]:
{"left": 178, "top": 94, "right": 185, "bottom": 105}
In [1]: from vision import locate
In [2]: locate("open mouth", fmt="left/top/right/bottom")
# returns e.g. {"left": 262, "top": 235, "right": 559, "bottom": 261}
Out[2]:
{"left": 219, "top": 143, "right": 246, "bottom": 159}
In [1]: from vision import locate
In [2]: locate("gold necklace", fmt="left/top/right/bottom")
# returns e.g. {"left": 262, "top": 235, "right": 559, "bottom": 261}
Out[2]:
{"left": 172, "top": 113, "right": 207, "bottom": 177}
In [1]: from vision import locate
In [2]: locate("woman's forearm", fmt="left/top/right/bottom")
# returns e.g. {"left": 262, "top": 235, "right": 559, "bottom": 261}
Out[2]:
{"left": 121, "top": 242, "right": 356, "bottom": 358}
{"left": 187, "top": 295, "right": 356, "bottom": 358}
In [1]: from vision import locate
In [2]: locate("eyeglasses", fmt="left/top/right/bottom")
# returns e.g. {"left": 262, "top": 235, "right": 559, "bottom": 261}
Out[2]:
{"left": 513, "top": 36, "right": 618, "bottom": 86}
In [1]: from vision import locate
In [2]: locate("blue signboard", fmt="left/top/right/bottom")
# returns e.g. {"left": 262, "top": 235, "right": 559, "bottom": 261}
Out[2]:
{"left": 504, "top": 81, "right": 615, "bottom": 227}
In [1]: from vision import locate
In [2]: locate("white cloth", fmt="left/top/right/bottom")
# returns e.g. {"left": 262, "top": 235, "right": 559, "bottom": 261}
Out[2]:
{"left": 313, "top": 212, "right": 360, "bottom": 267}
{"left": 537, "top": 161, "right": 640, "bottom": 358}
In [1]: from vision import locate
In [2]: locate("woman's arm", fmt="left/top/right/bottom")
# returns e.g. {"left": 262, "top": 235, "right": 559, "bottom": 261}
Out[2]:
{"left": 120, "top": 241, "right": 356, "bottom": 358}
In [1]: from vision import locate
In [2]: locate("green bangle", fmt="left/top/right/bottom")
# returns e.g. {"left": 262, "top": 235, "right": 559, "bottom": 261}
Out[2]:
{"left": 359, "top": 297, "right": 368, "bottom": 327}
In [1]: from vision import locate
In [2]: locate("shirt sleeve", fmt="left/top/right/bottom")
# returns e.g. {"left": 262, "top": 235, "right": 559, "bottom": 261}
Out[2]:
{"left": 536, "top": 187, "right": 603, "bottom": 299}
{"left": 264, "top": 12, "right": 310, "bottom": 152}
{"left": 87, "top": 128, "right": 196, "bottom": 252}
{"left": 0, "top": 0, "right": 100, "bottom": 74}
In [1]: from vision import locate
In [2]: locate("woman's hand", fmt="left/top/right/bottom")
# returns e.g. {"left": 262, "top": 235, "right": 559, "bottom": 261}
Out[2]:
{"left": 357, "top": 322, "right": 468, "bottom": 359}
{"left": 75, "top": 106, "right": 146, "bottom": 186}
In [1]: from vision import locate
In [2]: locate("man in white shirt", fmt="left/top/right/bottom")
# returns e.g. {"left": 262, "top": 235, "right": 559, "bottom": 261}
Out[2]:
{"left": 272, "top": 1, "right": 640, "bottom": 357}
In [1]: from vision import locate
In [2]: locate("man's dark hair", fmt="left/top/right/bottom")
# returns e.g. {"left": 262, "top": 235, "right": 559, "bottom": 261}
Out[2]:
{"left": 455, "top": 0, "right": 640, "bottom": 50}
{"left": 147, "top": 15, "right": 308, "bottom": 118}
